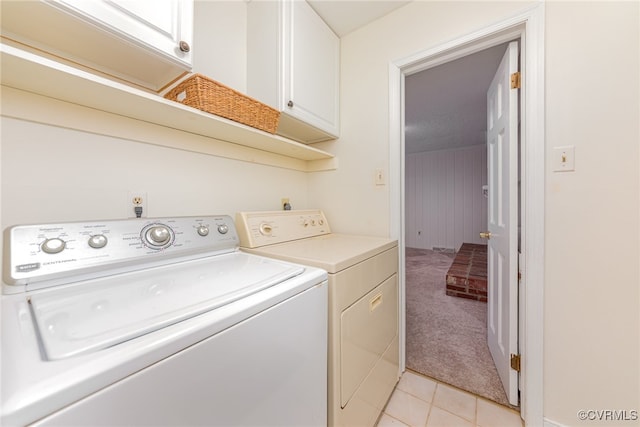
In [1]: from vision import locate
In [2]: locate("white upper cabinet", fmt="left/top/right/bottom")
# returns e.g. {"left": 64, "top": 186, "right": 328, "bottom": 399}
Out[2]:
{"left": 0, "top": 0, "right": 193, "bottom": 91}
{"left": 247, "top": 0, "right": 340, "bottom": 144}
{"left": 53, "top": 0, "right": 193, "bottom": 67}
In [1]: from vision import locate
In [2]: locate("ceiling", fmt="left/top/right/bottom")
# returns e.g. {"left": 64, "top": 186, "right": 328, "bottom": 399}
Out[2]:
{"left": 405, "top": 43, "right": 509, "bottom": 154}
{"left": 308, "top": 1, "right": 410, "bottom": 37}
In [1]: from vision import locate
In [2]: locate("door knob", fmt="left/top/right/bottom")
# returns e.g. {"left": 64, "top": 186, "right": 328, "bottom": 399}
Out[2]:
{"left": 480, "top": 231, "right": 492, "bottom": 239}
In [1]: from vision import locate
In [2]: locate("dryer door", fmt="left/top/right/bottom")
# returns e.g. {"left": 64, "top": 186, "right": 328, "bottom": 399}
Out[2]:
{"left": 340, "top": 275, "right": 398, "bottom": 407}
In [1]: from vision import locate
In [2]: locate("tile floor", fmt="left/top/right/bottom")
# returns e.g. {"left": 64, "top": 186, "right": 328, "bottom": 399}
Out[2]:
{"left": 377, "top": 371, "right": 523, "bottom": 427}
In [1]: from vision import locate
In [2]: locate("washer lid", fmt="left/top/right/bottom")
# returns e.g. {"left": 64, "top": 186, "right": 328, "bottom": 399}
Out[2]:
{"left": 29, "top": 252, "right": 304, "bottom": 360}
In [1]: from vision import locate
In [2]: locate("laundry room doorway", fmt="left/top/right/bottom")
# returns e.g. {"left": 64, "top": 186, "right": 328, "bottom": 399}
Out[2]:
{"left": 388, "top": 5, "right": 545, "bottom": 425}
{"left": 403, "top": 40, "right": 515, "bottom": 407}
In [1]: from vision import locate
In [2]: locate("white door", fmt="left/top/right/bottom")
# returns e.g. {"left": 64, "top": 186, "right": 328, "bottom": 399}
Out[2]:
{"left": 485, "top": 41, "right": 519, "bottom": 406}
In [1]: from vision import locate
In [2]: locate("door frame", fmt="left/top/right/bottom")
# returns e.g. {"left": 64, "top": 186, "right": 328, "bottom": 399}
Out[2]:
{"left": 388, "top": 3, "right": 544, "bottom": 425}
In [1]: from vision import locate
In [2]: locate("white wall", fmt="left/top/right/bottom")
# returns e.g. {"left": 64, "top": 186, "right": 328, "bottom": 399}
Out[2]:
{"left": 543, "top": 2, "right": 639, "bottom": 424}
{"left": 0, "top": 111, "right": 309, "bottom": 228}
{"left": 310, "top": 1, "right": 639, "bottom": 426}
{"left": 405, "top": 145, "right": 487, "bottom": 251}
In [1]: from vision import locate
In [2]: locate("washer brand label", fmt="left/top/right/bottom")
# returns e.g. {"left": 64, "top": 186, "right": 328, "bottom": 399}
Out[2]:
{"left": 42, "top": 259, "right": 76, "bottom": 266}
{"left": 16, "top": 262, "right": 40, "bottom": 273}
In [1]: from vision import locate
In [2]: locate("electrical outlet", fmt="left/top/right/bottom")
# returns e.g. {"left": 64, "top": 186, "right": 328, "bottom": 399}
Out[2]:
{"left": 128, "top": 192, "right": 147, "bottom": 218}
{"left": 281, "top": 198, "right": 291, "bottom": 210}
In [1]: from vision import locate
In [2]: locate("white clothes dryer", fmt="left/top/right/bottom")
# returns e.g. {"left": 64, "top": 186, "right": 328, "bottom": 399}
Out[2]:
{"left": 236, "top": 209, "right": 400, "bottom": 427}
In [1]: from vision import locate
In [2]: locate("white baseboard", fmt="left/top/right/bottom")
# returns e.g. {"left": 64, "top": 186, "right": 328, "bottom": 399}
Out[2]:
{"left": 544, "top": 418, "right": 568, "bottom": 427}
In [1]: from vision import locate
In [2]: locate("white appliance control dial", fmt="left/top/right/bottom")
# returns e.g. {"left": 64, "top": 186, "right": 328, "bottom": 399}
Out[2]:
{"left": 143, "top": 224, "right": 173, "bottom": 249}
{"left": 217, "top": 224, "right": 229, "bottom": 234}
{"left": 259, "top": 223, "right": 273, "bottom": 236}
{"left": 41, "top": 238, "right": 65, "bottom": 254}
{"left": 88, "top": 234, "right": 108, "bottom": 249}
{"left": 197, "top": 225, "right": 209, "bottom": 236}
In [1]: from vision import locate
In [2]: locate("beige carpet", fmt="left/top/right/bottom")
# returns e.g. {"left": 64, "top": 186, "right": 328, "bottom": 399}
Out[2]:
{"left": 405, "top": 247, "right": 512, "bottom": 407}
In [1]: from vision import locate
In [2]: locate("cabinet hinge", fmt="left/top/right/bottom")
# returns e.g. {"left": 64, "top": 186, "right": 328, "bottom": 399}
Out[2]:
{"left": 511, "top": 72, "right": 521, "bottom": 89}
{"left": 510, "top": 354, "right": 521, "bottom": 372}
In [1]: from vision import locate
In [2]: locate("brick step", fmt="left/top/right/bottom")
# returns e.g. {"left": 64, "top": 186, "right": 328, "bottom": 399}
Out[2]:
{"left": 445, "top": 243, "right": 488, "bottom": 302}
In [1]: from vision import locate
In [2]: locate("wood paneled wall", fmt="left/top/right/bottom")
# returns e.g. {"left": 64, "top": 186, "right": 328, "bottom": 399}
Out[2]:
{"left": 405, "top": 145, "right": 487, "bottom": 251}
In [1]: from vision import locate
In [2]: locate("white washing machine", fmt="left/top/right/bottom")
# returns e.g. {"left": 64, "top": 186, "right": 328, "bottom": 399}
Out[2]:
{"left": 236, "top": 210, "right": 400, "bottom": 427}
{"left": 2, "top": 215, "right": 327, "bottom": 426}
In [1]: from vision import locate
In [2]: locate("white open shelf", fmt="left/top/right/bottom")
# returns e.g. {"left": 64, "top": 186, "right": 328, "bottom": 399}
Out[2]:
{"left": 0, "top": 43, "right": 336, "bottom": 170}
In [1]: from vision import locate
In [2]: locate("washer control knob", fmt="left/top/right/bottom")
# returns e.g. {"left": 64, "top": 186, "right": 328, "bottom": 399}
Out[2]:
{"left": 197, "top": 225, "right": 209, "bottom": 236}
{"left": 88, "top": 234, "right": 108, "bottom": 249}
{"left": 41, "top": 238, "right": 65, "bottom": 254}
{"left": 147, "top": 226, "right": 171, "bottom": 245}
{"left": 217, "top": 224, "right": 229, "bottom": 235}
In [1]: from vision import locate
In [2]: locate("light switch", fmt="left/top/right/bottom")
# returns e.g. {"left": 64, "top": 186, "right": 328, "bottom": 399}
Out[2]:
{"left": 375, "top": 169, "right": 385, "bottom": 185}
{"left": 552, "top": 146, "right": 575, "bottom": 172}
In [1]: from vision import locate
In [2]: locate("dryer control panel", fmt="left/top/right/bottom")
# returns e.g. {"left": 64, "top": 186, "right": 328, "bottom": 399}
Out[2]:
{"left": 236, "top": 210, "right": 331, "bottom": 248}
{"left": 4, "top": 216, "right": 239, "bottom": 291}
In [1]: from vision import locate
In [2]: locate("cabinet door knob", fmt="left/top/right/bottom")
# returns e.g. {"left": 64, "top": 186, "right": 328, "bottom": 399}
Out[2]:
{"left": 179, "top": 41, "right": 191, "bottom": 53}
{"left": 287, "top": 100, "right": 294, "bottom": 108}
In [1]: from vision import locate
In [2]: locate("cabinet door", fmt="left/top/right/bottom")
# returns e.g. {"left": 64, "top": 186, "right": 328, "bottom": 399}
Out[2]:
{"left": 283, "top": 0, "right": 339, "bottom": 138}
{"left": 50, "top": 0, "right": 193, "bottom": 68}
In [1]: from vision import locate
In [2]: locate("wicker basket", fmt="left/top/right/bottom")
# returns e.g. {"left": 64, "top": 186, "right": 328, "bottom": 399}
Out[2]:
{"left": 164, "top": 74, "right": 280, "bottom": 134}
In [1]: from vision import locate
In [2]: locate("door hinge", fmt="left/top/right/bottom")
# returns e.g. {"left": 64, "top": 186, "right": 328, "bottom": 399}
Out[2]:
{"left": 510, "top": 353, "right": 521, "bottom": 372}
{"left": 511, "top": 72, "right": 521, "bottom": 89}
